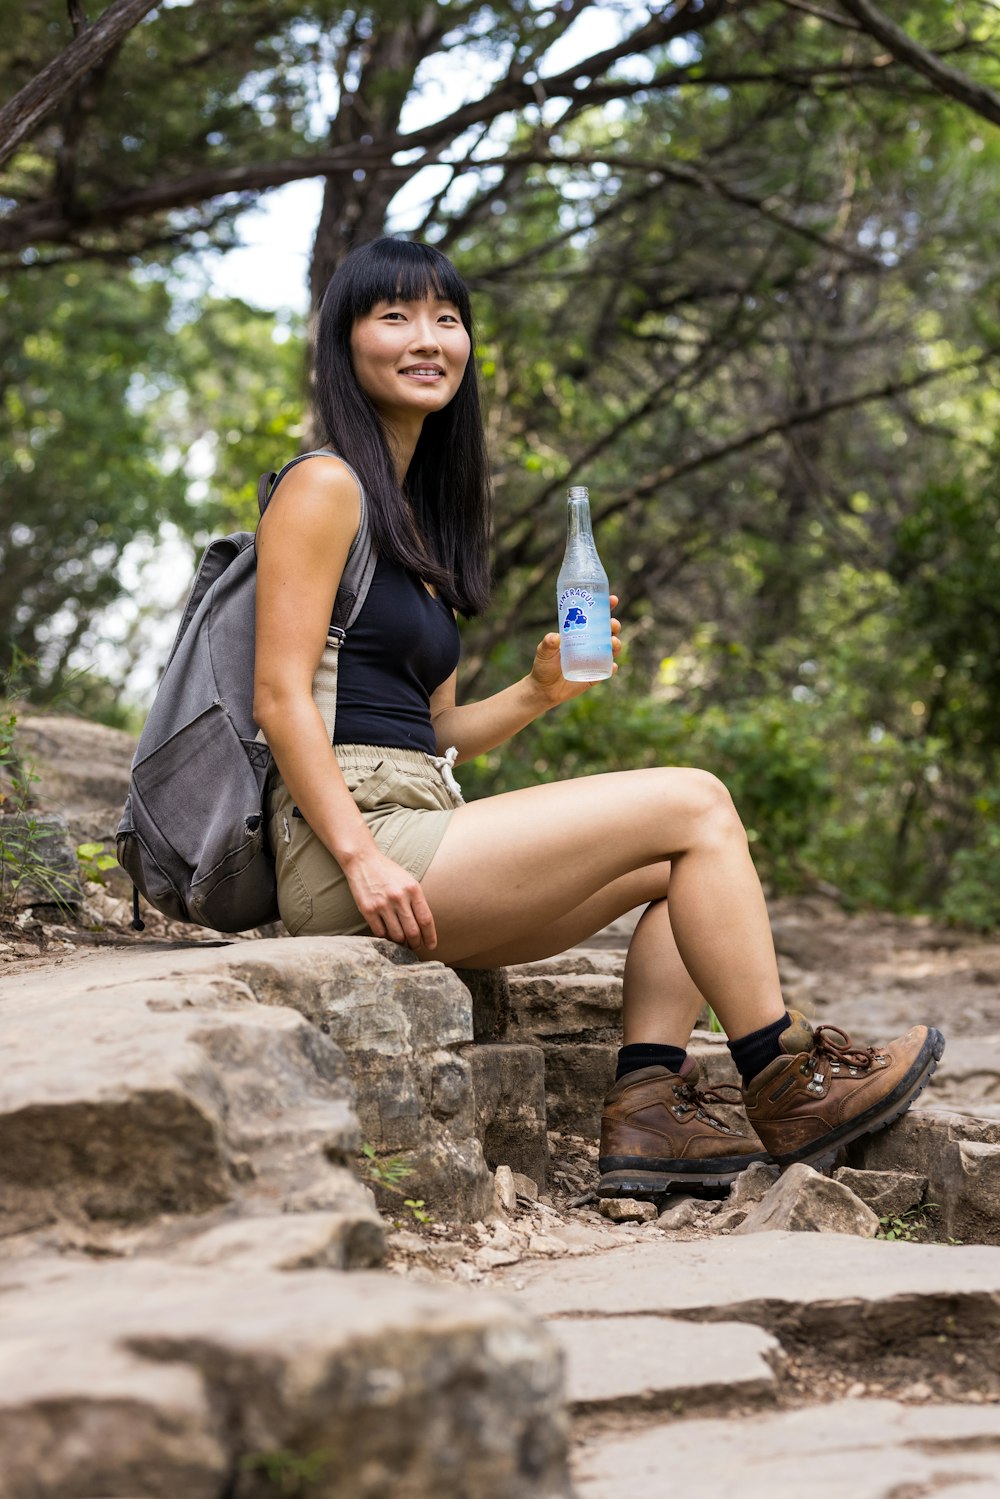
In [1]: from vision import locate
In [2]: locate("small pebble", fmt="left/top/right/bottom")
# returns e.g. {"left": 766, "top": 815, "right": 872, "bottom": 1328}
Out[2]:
{"left": 658, "top": 1197, "right": 706, "bottom": 1230}
{"left": 494, "top": 1165, "right": 517, "bottom": 1214}
{"left": 599, "top": 1198, "right": 657, "bottom": 1224}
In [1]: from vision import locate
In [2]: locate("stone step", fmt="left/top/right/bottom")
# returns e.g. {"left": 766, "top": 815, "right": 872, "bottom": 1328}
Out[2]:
{"left": 918, "top": 1034, "right": 1000, "bottom": 1118}
{"left": 0, "top": 1255, "right": 570, "bottom": 1499}
{"left": 507, "top": 969, "right": 623, "bottom": 1042}
{"left": 499, "top": 1235, "right": 1000, "bottom": 1363}
{"left": 0, "top": 973, "right": 376, "bottom": 1245}
{"left": 573, "top": 1399, "right": 1000, "bottom": 1498}
{"left": 465, "top": 1041, "right": 549, "bottom": 1190}
{"left": 539, "top": 1040, "right": 616, "bottom": 1137}
{"left": 844, "top": 1107, "right": 1000, "bottom": 1244}
{"left": 551, "top": 1316, "right": 781, "bottom": 1414}
{"left": 1, "top": 937, "right": 495, "bottom": 1223}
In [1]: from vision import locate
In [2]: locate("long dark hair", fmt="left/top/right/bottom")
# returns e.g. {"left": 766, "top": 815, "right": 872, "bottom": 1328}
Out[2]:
{"left": 313, "top": 237, "right": 492, "bottom": 616}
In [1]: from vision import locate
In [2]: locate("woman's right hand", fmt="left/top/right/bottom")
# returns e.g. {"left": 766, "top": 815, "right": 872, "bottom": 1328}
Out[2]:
{"left": 343, "top": 848, "right": 438, "bottom": 950}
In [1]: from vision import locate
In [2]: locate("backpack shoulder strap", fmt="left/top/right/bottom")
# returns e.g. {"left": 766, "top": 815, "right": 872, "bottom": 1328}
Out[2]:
{"left": 256, "top": 448, "right": 377, "bottom": 636}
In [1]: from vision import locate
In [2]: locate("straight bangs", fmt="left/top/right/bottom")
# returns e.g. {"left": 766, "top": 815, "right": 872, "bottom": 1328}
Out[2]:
{"left": 313, "top": 237, "right": 492, "bottom": 617}
{"left": 332, "top": 238, "right": 473, "bottom": 331}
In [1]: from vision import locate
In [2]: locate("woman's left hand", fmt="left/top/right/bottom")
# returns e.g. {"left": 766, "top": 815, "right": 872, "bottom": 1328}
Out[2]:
{"left": 529, "top": 594, "right": 622, "bottom": 707}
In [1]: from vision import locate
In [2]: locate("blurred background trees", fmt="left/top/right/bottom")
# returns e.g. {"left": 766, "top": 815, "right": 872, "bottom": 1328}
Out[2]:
{"left": 2, "top": 0, "right": 999, "bottom": 922}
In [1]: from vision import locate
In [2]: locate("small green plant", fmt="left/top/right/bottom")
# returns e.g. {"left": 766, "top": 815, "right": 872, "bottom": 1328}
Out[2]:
{"left": 77, "top": 840, "right": 119, "bottom": 884}
{"left": 877, "top": 1203, "right": 940, "bottom": 1242}
{"left": 240, "top": 1448, "right": 330, "bottom": 1495}
{"left": 360, "top": 1142, "right": 414, "bottom": 1192}
{"left": 0, "top": 656, "right": 78, "bottom": 916}
{"left": 360, "top": 1145, "right": 434, "bottom": 1225}
{"left": 706, "top": 1007, "right": 725, "bottom": 1034}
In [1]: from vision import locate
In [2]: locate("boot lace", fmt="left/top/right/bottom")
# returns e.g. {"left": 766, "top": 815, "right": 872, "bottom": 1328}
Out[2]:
{"left": 805, "top": 1024, "right": 885, "bottom": 1079}
{"left": 674, "top": 1079, "right": 746, "bottom": 1134}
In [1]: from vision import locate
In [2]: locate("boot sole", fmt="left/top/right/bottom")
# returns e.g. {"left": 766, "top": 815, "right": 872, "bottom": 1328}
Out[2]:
{"left": 596, "top": 1153, "right": 771, "bottom": 1197}
{"left": 768, "top": 1027, "right": 946, "bottom": 1171}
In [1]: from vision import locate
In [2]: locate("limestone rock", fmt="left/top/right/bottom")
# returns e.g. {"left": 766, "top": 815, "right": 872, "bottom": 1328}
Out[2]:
{"left": 736, "top": 1164, "right": 879, "bottom": 1237}
{"left": 712, "top": 1160, "right": 781, "bottom": 1231}
{"left": 221, "top": 939, "right": 495, "bottom": 1222}
{"left": 495, "top": 1164, "right": 517, "bottom": 1213}
{"left": 0, "top": 1256, "right": 570, "bottom": 1499}
{"left": 175, "top": 1210, "right": 384, "bottom": 1271}
{"left": 729, "top": 1160, "right": 781, "bottom": 1207}
{"left": 466, "top": 1041, "right": 549, "bottom": 1189}
{"left": 845, "top": 1107, "right": 1000, "bottom": 1244}
{"left": 500, "top": 1233, "right": 1000, "bottom": 1357}
{"left": 575, "top": 1399, "right": 1000, "bottom": 1497}
{"left": 0, "top": 977, "right": 367, "bottom": 1233}
{"left": 920, "top": 1035, "right": 1000, "bottom": 1120}
{"left": 833, "top": 1167, "right": 928, "bottom": 1221}
{"left": 599, "top": 1197, "right": 657, "bottom": 1224}
{"left": 451, "top": 964, "right": 512, "bottom": 1041}
{"left": 10, "top": 938, "right": 495, "bottom": 1223}
{"left": 506, "top": 949, "right": 625, "bottom": 981}
{"left": 540, "top": 1042, "right": 616, "bottom": 1136}
{"left": 14, "top": 710, "right": 133, "bottom": 842}
{"left": 512, "top": 1170, "right": 540, "bottom": 1201}
{"left": 550, "top": 1316, "right": 780, "bottom": 1411}
{"left": 686, "top": 1029, "right": 742, "bottom": 1088}
{"left": 507, "top": 971, "right": 623, "bottom": 1042}
{"left": 658, "top": 1196, "right": 711, "bottom": 1230}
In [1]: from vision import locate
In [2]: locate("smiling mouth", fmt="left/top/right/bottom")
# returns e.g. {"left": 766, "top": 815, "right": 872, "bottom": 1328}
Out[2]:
{"left": 399, "top": 365, "right": 445, "bottom": 379}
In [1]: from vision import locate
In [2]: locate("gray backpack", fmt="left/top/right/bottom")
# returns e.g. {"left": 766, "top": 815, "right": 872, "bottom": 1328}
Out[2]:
{"left": 117, "top": 450, "right": 376, "bottom": 933}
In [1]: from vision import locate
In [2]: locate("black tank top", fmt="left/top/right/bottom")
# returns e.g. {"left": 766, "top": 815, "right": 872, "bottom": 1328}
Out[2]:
{"left": 334, "top": 554, "right": 461, "bottom": 754}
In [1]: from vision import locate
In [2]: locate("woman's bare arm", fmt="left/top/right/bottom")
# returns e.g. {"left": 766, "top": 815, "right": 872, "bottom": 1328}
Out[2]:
{"left": 430, "top": 600, "right": 621, "bottom": 762}
{"left": 254, "top": 457, "right": 437, "bottom": 948}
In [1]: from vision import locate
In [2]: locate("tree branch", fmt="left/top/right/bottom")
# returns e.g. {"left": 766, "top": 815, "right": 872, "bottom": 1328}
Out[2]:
{"left": 491, "top": 348, "right": 1000, "bottom": 635}
{"left": 0, "top": 0, "right": 163, "bottom": 168}
{"left": 481, "top": 151, "right": 878, "bottom": 269}
{"left": 838, "top": 0, "right": 1000, "bottom": 126}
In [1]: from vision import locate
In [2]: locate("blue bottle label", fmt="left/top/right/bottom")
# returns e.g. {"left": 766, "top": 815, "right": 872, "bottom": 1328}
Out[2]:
{"left": 559, "top": 587, "right": 595, "bottom": 631}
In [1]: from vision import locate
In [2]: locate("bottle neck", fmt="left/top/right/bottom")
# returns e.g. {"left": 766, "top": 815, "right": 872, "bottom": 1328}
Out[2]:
{"left": 566, "top": 496, "right": 596, "bottom": 548}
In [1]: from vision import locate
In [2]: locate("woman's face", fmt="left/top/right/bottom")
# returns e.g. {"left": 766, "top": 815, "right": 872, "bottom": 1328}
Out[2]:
{"left": 350, "top": 294, "right": 471, "bottom": 425}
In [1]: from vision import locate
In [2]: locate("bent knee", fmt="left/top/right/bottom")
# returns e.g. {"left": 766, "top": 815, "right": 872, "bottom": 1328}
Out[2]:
{"left": 667, "top": 767, "right": 745, "bottom": 843}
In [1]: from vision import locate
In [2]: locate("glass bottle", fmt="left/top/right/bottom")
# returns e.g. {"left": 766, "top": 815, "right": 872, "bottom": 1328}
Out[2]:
{"left": 557, "top": 486, "right": 613, "bottom": 681}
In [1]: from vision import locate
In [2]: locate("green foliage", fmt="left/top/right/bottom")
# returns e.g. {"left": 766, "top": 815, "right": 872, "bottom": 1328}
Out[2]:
{"left": 941, "top": 794, "right": 1000, "bottom": 932}
{"left": 76, "top": 842, "right": 119, "bottom": 886}
{"left": 0, "top": 266, "right": 193, "bottom": 692}
{"left": 360, "top": 1145, "right": 434, "bottom": 1223}
{"left": 403, "top": 1198, "right": 433, "bottom": 1225}
{"left": 876, "top": 1204, "right": 940, "bottom": 1242}
{"left": 240, "top": 1448, "right": 330, "bottom": 1497}
{"left": 0, "top": 264, "right": 306, "bottom": 698}
{"left": 360, "top": 1143, "right": 413, "bottom": 1193}
{"left": 0, "top": 664, "right": 77, "bottom": 915}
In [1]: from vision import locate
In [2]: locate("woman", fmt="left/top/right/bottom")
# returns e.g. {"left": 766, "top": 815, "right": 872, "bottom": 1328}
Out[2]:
{"left": 254, "top": 237, "right": 943, "bottom": 1192}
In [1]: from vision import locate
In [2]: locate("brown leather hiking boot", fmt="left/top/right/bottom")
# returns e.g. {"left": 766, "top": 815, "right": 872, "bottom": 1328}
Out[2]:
{"left": 742, "top": 1010, "right": 946, "bottom": 1170}
{"left": 598, "top": 1060, "right": 770, "bottom": 1194}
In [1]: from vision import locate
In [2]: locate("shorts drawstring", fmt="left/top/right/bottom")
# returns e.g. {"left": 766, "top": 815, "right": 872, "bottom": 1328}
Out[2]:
{"left": 427, "top": 744, "right": 465, "bottom": 805}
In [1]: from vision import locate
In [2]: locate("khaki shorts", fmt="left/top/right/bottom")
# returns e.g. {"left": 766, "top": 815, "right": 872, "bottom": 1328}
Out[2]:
{"left": 266, "top": 743, "right": 460, "bottom": 937}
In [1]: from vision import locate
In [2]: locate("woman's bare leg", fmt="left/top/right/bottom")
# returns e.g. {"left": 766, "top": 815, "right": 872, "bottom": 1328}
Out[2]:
{"left": 419, "top": 766, "right": 784, "bottom": 1042}
{"left": 456, "top": 862, "right": 706, "bottom": 1050}
{"left": 621, "top": 898, "right": 707, "bottom": 1047}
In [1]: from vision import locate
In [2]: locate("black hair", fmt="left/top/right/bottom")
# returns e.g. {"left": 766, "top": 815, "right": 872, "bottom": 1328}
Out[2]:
{"left": 313, "top": 237, "right": 492, "bottom": 616}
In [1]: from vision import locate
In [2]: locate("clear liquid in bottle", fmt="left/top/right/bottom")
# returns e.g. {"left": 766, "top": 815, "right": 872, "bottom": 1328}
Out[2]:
{"left": 557, "top": 486, "right": 613, "bottom": 682}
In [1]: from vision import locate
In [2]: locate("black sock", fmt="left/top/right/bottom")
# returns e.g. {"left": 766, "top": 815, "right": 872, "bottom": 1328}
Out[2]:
{"left": 615, "top": 1042, "right": 688, "bottom": 1082}
{"left": 728, "top": 1012, "right": 792, "bottom": 1088}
